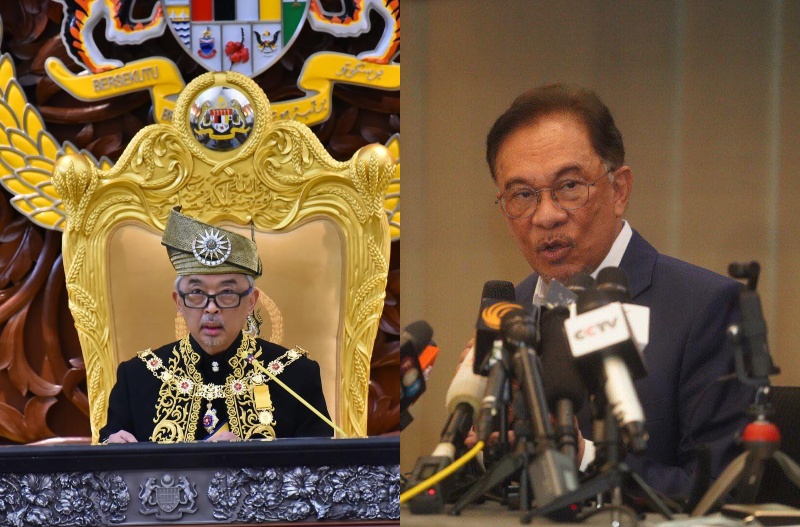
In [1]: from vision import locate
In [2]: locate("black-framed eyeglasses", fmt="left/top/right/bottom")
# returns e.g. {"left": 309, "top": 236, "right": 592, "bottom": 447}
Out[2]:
{"left": 178, "top": 287, "right": 253, "bottom": 309}
{"left": 495, "top": 167, "right": 615, "bottom": 220}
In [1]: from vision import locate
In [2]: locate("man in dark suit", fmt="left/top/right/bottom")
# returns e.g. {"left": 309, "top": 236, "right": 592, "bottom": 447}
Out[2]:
{"left": 488, "top": 84, "right": 753, "bottom": 498}
{"left": 100, "top": 208, "right": 333, "bottom": 443}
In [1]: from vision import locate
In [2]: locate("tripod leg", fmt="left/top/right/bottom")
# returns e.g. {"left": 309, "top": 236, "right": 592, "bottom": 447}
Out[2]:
{"left": 734, "top": 451, "right": 765, "bottom": 504}
{"left": 773, "top": 451, "right": 800, "bottom": 490}
{"left": 691, "top": 451, "right": 750, "bottom": 516}
{"left": 627, "top": 467, "right": 675, "bottom": 519}
{"left": 451, "top": 452, "right": 525, "bottom": 515}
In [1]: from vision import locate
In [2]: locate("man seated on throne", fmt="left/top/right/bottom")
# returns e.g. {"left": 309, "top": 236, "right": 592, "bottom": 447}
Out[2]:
{"left": 100, "top": 208, "right": 333, "bottom": 443}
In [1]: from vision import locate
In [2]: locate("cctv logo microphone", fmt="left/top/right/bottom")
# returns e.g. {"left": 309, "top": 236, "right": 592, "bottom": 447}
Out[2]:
{"left": 563, "top": 269, "right": 649, "bottom": 452}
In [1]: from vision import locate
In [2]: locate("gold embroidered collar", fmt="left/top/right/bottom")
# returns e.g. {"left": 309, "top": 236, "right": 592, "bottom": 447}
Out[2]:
{"left": 136, "top": 333, "right": 307, "bottom": 442}
{"left": 138, "top": 335, "right": 306, "bottom": 400}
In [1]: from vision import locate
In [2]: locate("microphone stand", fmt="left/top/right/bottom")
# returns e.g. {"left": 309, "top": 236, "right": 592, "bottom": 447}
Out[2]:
{"left": 692, "top": 261, "right": 800, "bottom": 516}
{"left": 692, "top": 386, "right": 800, "bottom": 516}
{"left": 527, "top": 397, "right": 677, "bottom": 523}
{"left": 692, "top": 262, "right": 800, "bottom": 516}
{"left": 453, "top": 315, "right": 580, "bottom": 521}
{"left": 450, "top": 365, "right": 524, "bottom": 514}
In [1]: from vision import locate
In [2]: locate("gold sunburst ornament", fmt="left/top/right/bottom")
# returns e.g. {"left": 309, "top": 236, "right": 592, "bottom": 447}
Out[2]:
{"left": 192, "top": 228, "right": 232, "bottom": 266}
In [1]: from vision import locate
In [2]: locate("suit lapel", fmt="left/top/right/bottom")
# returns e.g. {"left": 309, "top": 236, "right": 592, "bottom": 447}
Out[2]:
{"left": 619, "top": 229, "right": 657, "bottom": 300}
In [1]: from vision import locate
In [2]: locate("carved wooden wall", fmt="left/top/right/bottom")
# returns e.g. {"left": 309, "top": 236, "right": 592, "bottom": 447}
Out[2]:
{"left": 0, "top": 0, "right": 400, "bottom": 443}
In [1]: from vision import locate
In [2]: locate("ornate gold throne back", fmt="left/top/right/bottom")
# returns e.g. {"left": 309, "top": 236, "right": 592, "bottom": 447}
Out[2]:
{"left": 52, "top": 71, "right": 393, "bottom": 443}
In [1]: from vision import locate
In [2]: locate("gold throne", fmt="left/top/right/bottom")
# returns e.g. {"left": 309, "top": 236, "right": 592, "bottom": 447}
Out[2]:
{"left": 51, "top": 71, "right": 393, "bottom": 443}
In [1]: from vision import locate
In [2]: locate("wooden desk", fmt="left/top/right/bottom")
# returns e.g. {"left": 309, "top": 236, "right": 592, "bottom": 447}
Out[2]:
{"left": 0, "top": 437, "right": 399, "bottom": 526}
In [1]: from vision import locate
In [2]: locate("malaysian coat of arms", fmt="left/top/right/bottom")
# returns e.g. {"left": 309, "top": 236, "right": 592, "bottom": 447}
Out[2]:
{"left": 0, "top": 0, "right": 401, "bottom": 444}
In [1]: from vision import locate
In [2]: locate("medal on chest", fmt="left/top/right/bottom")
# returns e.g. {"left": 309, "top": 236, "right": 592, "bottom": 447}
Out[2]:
{"left": 202, "top": 403, "right": 219, "bottom": 434}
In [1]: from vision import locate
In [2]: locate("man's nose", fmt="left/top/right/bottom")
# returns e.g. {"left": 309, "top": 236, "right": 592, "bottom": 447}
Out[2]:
{"left": 204, "top": 298, "right": 221, "bottom": 313}
{"left": 530, "top": 190, "right": 568, "bottom": 229}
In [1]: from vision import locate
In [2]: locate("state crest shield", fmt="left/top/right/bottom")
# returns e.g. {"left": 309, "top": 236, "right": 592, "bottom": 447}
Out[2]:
{"left": 162, "top": 0, "right": 309, "bottom": 77}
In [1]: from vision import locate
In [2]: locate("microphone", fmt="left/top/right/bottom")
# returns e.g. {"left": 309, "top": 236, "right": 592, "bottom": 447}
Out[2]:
{"left": 596, "top": 267, "right": 630, "bottom": 302}
{"left": 727, "top": 261, "right": 779, "bottom": 384}
{"left": 407, "top": 346, "right": 488, "bottom": 514}
{"left": 501, "top": 308, "right": 552, "bottom": 443}
{"left": 563, "top": 268, "right": 649, "bottom": 452}
{"left": 541, "top": 273, "right": 595, "bottom": 314}
{"left": 407, "top": 283, "right": 511, "bottom": 513}
{"left": 418, "top": 342, "right": 440, "bottom": 375}
{"left": 500, "top": 307, "right": 580, "bottom": 506}
{"left": 565, "top": 272, "right": 596, "bottom": 297}
{"left": 400, "top": 320, "right": 434, "bottom": 414}
{"left": 431, "top": 347, "right": 487, "bottom": 460}
{"left": 597, "top": 267, "right": 651, "bottom": 351}
{"left": 540, "top": 306, "right": 587, "bottom": 461}
{"left": 476, "top": 346, "right": 513, "bottom": 443}
{"left": 473, "top": 280, "right": 520, "bottom": 375}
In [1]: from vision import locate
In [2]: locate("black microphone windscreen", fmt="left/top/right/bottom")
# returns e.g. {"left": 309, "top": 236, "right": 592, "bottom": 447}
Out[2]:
{"left": 481, "top": 280, "right": 516, "bottom": 302}
{"left": 576, "top": 288, "right": 612, "bottom": 314}
{"left": 564, "top": 273, "right": 595, "bottom": 296}
{"left": 597, "top": 267, "right": 631, "bottom": 302}
{"left": 500, "top": 307, "right": 537, "bottom": 347}
{"left": 473, "top": 280, "right": 519, "bottom": 375}
{"left": 400, "top": 321, "right": 433, "bottom": 412}
{"left": 401, "top": 320, "right": 433, "bottom": 356}
{"left": 539, "top": 307, "right": 586, "bottom": 411}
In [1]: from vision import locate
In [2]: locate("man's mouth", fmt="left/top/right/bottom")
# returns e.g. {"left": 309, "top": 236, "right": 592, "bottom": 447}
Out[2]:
{"left": 201, "top": 321, "right": 224, "bottom": 336}
{"left": 536, "top": 237, "right": 575, "bottom": 263}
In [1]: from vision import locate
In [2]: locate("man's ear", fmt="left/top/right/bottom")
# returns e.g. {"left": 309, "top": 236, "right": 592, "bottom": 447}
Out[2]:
{"left": 612, "top": 166, "right": 633, "bottom": 217}
{"left": 248, "top": 285, "right": 260, "bottom": 312}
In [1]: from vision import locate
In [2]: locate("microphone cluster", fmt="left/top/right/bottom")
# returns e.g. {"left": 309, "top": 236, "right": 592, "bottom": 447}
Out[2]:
{"left": 407, "top": 268, "right": 652, "bottom": 515}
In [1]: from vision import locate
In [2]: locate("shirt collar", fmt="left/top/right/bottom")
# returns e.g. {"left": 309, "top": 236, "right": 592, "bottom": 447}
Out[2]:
{"left": 591, "top": 219, "right": 633, "bottom": 277}
{"left": 188, "top": 331, "right": 243, "bottom": 367}
{"left": 532, "top": 220, "right": 633, "bottom": 304}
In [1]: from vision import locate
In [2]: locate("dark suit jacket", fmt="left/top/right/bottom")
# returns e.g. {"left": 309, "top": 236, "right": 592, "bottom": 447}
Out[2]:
{"left": 516, "top": 229, "right": 754, "bottom": 497}
{"left": 100, "top": 334, "right": 333, "bottom": 442}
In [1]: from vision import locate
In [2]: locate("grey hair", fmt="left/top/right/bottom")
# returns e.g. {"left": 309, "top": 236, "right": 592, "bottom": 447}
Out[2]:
{"left": 602, "top": 161, "right": 617, "bottom": 185}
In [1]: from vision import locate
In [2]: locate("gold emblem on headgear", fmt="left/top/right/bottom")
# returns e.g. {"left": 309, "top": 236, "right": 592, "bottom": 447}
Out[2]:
{"left": 192, "top": 228, "right": 232, "bottom": 266}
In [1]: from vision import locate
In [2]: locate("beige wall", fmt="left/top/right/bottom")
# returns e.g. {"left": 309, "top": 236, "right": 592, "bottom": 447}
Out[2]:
{"left": 401, "top": 0, "right": 800, "bottom": 472}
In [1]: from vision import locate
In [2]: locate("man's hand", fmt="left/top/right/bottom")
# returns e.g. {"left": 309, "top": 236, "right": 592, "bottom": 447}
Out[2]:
{"left": 105, "top": 430, "right": 137, "bottom": 443}
{"left": 208, "top": 430, "right": 241, "bottom": 442}
{"left": 575, "top": 417, "right": 586, "bottom": 467}
{"left": 459, "top": 338, "right": 475, "bottom": 364}
{"left": 464, "top": 428, "right": 516, "bottom": 449}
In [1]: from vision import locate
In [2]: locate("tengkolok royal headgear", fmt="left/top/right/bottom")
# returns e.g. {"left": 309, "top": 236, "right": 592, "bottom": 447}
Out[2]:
{"left": 161, "top": 208, "right": 262, "bottom": 277}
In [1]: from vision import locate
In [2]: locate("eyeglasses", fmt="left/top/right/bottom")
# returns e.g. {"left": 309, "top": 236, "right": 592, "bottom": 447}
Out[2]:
{"left": 178, "top": 287, "right": 253, "bottom": 309}
{"left": 496, "top": 167, "right": 615, "bottom": 219}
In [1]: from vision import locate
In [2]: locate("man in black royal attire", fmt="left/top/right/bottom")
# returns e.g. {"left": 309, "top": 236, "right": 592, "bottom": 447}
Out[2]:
{"left": 101, "top": 208, "right": 333, "bottom": 443}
